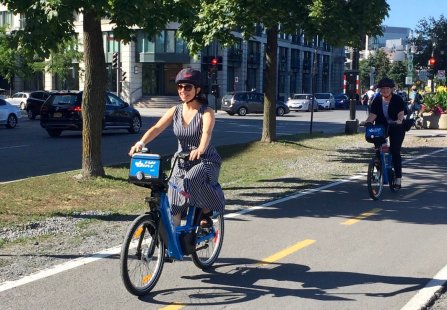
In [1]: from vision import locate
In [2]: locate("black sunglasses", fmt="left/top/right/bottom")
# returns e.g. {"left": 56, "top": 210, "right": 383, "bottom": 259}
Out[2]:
{"left": 177, "top": 84, "right": 194, "bottom": 91}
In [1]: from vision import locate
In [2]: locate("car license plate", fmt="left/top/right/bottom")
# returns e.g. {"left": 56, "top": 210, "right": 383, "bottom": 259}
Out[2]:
{"left": 53, "top": 112, "right": 62, "bottom": 118}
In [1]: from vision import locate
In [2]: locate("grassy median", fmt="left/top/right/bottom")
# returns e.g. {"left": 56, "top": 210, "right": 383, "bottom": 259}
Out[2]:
{"left": 1, "top": 131, "right": 444, "bottom": 229}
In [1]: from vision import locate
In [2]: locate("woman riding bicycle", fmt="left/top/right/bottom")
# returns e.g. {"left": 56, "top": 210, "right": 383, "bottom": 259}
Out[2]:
{"left": 363, "top": 77, "right": 406, "bottom": 189}
{"left": 129, "top": 68, "right": 225, "bottom": 226}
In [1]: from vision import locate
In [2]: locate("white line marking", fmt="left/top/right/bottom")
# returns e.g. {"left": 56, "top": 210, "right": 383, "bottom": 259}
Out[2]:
{"left": 0, "top": 245, "right": 121, "bottom": 292}
{"left": 0, "top": 147, "right": 445, "bottom": 299}
{"left": 0, "top": 145, "right": 29, "bottom": 150}
{"left": 401, "top": 264, "right": 447, "bottom": 310}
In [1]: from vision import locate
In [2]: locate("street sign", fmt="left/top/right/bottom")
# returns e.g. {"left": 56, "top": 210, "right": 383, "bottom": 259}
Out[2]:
{"left": 419, "top": 70, "right": 428, "bottom": 82}
{"left": 405, "top": 76, "right": 413, "bottom": 85}
{"left": 437, "top": 70, "right": 446, "bottom": 80}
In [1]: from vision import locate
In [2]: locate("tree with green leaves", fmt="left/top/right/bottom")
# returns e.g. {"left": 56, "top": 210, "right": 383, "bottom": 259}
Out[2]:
{"left": 2, "top": 0, "right": 178, "bottom": 178}
{"left": 178, "top": 0, "right": 389, "bottom": 142}
{"left": 412, "top": 15, "right": 447, "bottom": 73}
{"left": 388, "top": 60, "right": 407, "bottom": 90}
{"left": 359, "top": 49, "right": 391, "bottom": 88}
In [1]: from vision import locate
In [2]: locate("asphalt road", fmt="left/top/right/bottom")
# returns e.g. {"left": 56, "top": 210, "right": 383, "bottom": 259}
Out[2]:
{"left": 1, "top": 144, "right": 446, "bottom": 309}
{"left": 0, "top": 107, "right": 358, "bottom": 182}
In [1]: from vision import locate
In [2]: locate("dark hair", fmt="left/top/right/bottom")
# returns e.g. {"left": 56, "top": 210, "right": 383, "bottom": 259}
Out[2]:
{"left": 175, "top": 68, "right": 203, "bottom": 87}
{"left": 377, "top": 77, "right": 395, "bottom": 88}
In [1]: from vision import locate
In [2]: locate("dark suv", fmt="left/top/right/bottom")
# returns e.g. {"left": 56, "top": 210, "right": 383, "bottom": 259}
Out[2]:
{"left": 221, "top": 91, "right": 289, "bottom": 116}
{"left": 26, "top": 90, "right": 52, "bottom": 119}
{"left": 40, "top": 91, "right": 142, "bottom": 137}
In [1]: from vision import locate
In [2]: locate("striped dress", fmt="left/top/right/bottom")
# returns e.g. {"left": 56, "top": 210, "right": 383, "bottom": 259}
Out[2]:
{"left": 168, "top": 104, "right": 225, "bottom": 216}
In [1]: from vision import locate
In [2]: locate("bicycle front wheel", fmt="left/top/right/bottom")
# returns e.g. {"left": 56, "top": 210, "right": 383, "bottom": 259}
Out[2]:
{"left": 120, "top": 214, "right": 165, "bottom": 296}
{"left": 367, "top": 157, "right": 383, "bottom": 200}
{"left": 192, "top": 212, "right": 224, "bottom": 269}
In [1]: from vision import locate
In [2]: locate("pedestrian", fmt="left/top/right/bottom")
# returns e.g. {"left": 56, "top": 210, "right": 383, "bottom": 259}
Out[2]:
{"left": 129, "top": 68, "right": 225, "bottom": 226}
{"left": 363, "top": 77, "right": 406, "bottom": 189}
{"left": 409, "top": 85, "right": 422, "bottom": 113}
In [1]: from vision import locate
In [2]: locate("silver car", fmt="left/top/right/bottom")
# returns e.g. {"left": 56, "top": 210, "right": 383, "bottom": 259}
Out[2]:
{"left": 6, "top": 92, "right": 31, "bottom": 110}
{"left": 286, "top": 94, "right": 319, "bottom": 112}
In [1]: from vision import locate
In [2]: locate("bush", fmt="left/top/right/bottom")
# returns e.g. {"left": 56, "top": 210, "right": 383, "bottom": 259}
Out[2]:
{"left": 422, "top": 86, "right": 447, "bottom": 114}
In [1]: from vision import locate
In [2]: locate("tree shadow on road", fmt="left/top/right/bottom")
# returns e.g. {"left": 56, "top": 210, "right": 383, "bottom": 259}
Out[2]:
{"left": 139, "top": 257, "right": 431, "bottom": 307}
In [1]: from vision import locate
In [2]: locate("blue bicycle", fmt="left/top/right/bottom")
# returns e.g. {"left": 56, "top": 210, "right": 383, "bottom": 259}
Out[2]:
{"left": 364, "top": 124, "right": 398, "bottom": 200}
{"left": 120, "top": 151, "right": 224, "bottom": 296}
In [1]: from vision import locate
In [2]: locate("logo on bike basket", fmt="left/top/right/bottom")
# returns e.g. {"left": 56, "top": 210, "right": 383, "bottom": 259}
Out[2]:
{"left": 134, "top": 160, "right": 158, "bottom": 168}
{"left": 366, "top": 126, "right": 385, "bottom": 138}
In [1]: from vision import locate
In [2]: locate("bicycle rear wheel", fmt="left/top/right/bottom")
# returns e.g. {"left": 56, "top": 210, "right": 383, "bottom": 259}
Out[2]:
{"left": 192, "top": 212, "right": 224, "bottom": 269}
{"left": 120, "top": 214, "right": 165, "bottom": 296}
{"left": 367, "top": 157, "right": 383, "bottom": 200}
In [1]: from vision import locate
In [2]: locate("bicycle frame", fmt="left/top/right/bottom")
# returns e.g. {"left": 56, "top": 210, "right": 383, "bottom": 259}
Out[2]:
{"left": 146, "top": 153, "right": 216, "bottom": 261}
{"left": 377, "top": 145, "right": 393, "bottom": 184}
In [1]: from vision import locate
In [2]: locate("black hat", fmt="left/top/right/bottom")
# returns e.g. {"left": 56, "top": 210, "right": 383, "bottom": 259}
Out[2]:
{"left": 175, "top": 68, "right": 203, "bottom": 87}
{"left": 377, "top": 77, "right": 395, "bottom": 88}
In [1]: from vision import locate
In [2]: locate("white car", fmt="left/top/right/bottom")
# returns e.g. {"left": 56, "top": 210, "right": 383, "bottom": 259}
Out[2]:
{"left": 0, "top": 98, "right": 21, "bottom": 128}
{"left": 286, "top": 94, "right": 319, "bottom": 112}
{"left": 315, "top": 93, "right": 335, "bottom": 110}
{"left": 6, "top": 92, "right": 31, "bottom": 110}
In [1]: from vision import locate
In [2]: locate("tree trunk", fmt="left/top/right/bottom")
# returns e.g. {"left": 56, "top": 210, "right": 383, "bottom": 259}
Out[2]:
{"left": 262, "top": 25, "right": 278, "bottom": 143}
{"left": 81, "top": 10, "right": 107, "bottom": 178}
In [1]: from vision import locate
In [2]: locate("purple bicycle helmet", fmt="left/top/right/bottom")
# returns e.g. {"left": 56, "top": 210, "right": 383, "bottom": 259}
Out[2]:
{"left": 175, "top": 68, "right": 203, "bottom": 87}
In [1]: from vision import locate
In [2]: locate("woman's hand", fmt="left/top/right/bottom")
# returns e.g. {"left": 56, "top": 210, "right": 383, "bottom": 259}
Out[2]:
{"left": 128, "top": 141, "right": 145, "bottom": 156}
{"left": 189, "top": 148, "right": 204, "bottom": 161}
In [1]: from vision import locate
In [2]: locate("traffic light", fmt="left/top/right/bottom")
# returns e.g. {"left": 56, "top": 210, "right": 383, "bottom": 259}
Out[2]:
{"left": 211, "top": 57, "right": 218, "bottom": 66}
{"left": 121, "top": 71, "right": 127, "bottom": 82}
{"left": 428, "top": 56, "right": 436, "bottom": 67}
{"left": 112, "top": 52, "right": 119, "bottom": 69}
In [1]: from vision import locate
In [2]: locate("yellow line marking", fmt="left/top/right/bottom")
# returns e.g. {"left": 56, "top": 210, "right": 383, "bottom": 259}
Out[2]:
{"left": 159, "top": 303, "right": 185, "bottom": 310}
{"left": 403, "top": 188, "right": 426, "bottom": 199}
{"left": 341, "top": 208, "right": 383, "bottom": 225}
{"left": 160, "top": 239, "right": 315, "bottom": 309}
{"left": 259, "top": 239, "right": 316, "bottom": 266}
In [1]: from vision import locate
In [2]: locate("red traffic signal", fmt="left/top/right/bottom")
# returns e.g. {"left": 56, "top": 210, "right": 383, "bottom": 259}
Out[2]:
{"left": 211, "top": 58, "right": 218, "bottom": 66}
{"left": 428, "top": 57, "right": 436, "bottom": 66}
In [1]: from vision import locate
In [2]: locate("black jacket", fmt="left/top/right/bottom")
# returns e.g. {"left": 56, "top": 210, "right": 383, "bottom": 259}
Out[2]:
{"left": 370, "top": 93, "right": 406, "bottom": 126}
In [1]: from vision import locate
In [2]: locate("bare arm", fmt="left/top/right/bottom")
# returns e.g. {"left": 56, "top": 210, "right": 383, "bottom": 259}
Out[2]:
{"left": 190, "top": 107, "right": 215, "bottom": 161}
{"left": 128, "top": 106, "right": 176, "bottom": 155}
{"left": 363, "top": 113, "right": 377, "bottom": 125}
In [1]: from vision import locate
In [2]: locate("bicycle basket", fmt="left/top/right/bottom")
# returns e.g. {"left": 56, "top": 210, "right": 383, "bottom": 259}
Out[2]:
{"left": 365, "top": 125, "right": 385, "bottom": 143}
{"left": 128, "top": 153, "right": 162, "bottom": 185}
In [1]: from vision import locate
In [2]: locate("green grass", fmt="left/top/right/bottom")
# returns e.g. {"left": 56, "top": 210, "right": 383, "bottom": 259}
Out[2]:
{"left": 0, "top": 132, "right": 373, "bottom": 228}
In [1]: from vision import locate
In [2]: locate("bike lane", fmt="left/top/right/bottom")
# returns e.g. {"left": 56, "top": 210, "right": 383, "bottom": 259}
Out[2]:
{"left": 1, "top": 148, "right": 446, "bottom": 309}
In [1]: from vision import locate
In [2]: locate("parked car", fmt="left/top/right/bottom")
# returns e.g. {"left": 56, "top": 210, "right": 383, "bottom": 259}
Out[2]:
{"left": 334, "top": 93, "right": 350, "bottom": 109}
{"left": 0, "top": 98, "right": 21, "bottom": 128}
{"left": 26, "top": 90, "right": 52, "bottom": 120}
{"left": 286, "top": 94, "right": 319, "bottom": 112}
{"left": 6, "top": 92, "right": 31, "bottom": 110}
{"left": 315, "top": 93, "right": 335, "bottom": 110}
{"left": 40, "top": 91, "right": 142, "bottom": 137}
{"left": 221, "top": 91, "right": 290, "bottom": 116}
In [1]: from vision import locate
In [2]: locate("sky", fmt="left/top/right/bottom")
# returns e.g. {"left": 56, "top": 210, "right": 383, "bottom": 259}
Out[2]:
{"left": 383, "top": 0, "right": 447, "bottom": 30}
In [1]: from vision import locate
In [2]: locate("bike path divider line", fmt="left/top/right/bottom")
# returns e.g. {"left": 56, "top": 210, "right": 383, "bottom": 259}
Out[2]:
{"left": 341, "top": 208, "right": 383, "bottom": 226}
{"left": 159, "top": 239, "right": 316, "bottom": 310}
{"left": 259, "top": 239, "right": 316, "bottom": 266}
{"left": 0, "top": 148, "right": 444, "bottom": 292}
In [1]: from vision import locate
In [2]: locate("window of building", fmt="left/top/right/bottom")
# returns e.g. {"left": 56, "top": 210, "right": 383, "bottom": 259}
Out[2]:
{"left": 155, "top": 32, "right": 165, "bottom": 53}
{"left": 137, "top": 30, "right": 187, "bottom": 54}
{"left": 104, "top": 32, "right": 119, "bottom": 53}
{"left": 0, "top": 11, "right": 12, "bottom": 27}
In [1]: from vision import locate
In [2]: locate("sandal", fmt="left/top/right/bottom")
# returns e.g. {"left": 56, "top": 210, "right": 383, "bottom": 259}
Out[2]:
{"left": 200, "top": 211, "right": 213, "bottom": 228}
